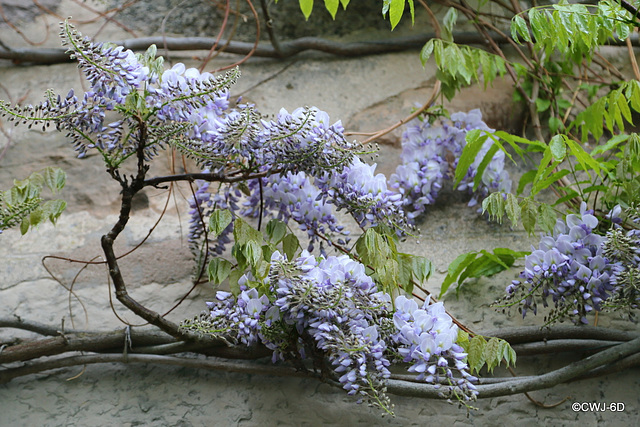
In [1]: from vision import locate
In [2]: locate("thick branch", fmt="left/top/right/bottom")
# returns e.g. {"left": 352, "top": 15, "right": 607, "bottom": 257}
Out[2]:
{"left": 387, "top": 336, "right": 640, "bottom": 398}
{"left": 0, "top": 328, "right": 175, "bottom": 364}
{"left": 143, "top": 168, "right": 278, "bottom": 188}
{"left": 2, "top": 33, "right": 638, "bottom": 65}
{"left": 0, "top": 353, "right": 305, "bottom": 384}
{"left": 0, "top": 326, "right": 270, "bottom": 364}
{"left": 481, "top": 325, "right": 640, "bottom": 344}
{"left": 0, "top": 315, "right": 86, "bottom": 336}
{"left": 511, "top": 339, "right": 624, "bottom": 356}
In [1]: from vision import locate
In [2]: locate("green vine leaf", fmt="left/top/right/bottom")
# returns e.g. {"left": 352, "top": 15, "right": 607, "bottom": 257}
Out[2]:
{"left": 324, "top": 0, "right": 339, "bottom": 18}
{"left": 455, "top": 129, "right": 489, "bottom": 186}
{"left": 467, "top": 335, "right": 487, "bottom": 374}
{"left": 266, "top": 218, "right": 287, "bottom": 244}
{"left": 208, "top": 258, "right": 232, "bottom": 286}
{"left": 537, "top": 203, "right": 556, "bottom": 234}
{"left": 549, "top": 134, "right": 567, "bottom": 162}
{"left": 282, "top": 232, "right": 300, "bottom": 261}
{"left": 1, "top": 168, "right": 66, "bottom": 235}
{"left": 511, "top": 14, "right": 531, "bottom": 43}
{"left": 299, "top": 0, "right": 313, "bottom": 19}
{"left": 209, "top": 209, "right": 233, "bottom": 240}
{"left": 440, "top": 248, "right": 528, "bottom": 298}
{"left": 233, "top": 216, "right": 263, "bottom": 246}
{"left": 520, "top": 197, "right": 537, "bottom": 235}
{"left": 504, "top": 193, "right": 521, "bottom": 229}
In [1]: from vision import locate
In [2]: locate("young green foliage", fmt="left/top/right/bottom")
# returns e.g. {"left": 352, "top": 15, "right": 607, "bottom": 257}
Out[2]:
{"left": 355, "top": 227, "right": 432, "bottom": 297}
{"left": 511, "top": 1, "right": 636, "bottom": 64}
{"left": 420, "top": 39, "right": 506, "bottom": 100}
{"left": 457, "top": 331, "right": 517, "bottom": 375}
{"left": 440, "top": 248, "right": 529, "bottom": 298}
{"left": 0, "top": 167, "right": 66, "bottom": 235}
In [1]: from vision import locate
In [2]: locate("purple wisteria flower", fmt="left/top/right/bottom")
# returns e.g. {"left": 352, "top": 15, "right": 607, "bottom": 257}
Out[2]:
{"left": 390, "top": 109, "right": 511, "bottom": 221}
{"left": 183, "top": 249, "right": 481, "bottom": 413}
{"left": 392, "top": 295, "right": 477, "bottom": 401}
{"left": 319, "top": 157, "right": 406, "bottom": 229}
{"left": 503, "top": 203, "right": 640, "bottom": 324}
{"left": 268, "top": 250, "right": 393, "bottom": 400}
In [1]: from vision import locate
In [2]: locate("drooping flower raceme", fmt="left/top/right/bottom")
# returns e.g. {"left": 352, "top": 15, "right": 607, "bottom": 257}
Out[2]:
{"left": 392, "top": 296, "right": 477, "bottom": 401}
{"left": 183, "top": 251, "right": 478, "bottom": 414}
{"left": 390, "top": 109, "right": 511, "bottom": 222}
{"left": 267, "top": 251, "right": 393, "bottom": 403}
{"left": 503, "top": 203, "right": 640, "bottom": 324}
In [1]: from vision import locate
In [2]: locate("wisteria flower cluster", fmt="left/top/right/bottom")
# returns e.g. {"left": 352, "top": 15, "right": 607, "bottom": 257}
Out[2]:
{"left": 390, "top": 109, "right": 511, "bottom": 222}
{"left": 602, "top": 205, "right": 640, "bottom": 314}
{"left": 502, "top": 203, "right": 640, "bottom": 324}
{"left": 183, "top": 251, "right": 478, "bottom": 413}
{"left": 392, "top": 296, "right": 477, "bottom": 400}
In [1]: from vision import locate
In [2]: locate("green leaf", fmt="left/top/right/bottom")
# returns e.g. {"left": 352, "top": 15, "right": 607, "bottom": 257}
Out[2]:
{"left": 41, "top": 199, "right": 66, "bottom": 224}
{"left": 456, "top": 129, "right": 489, "bottom": 186}
{"left": 25, "top": 172, "right": 44, "bottom": 191}
{"left": 412, "top": 256, "right": 433, "bottom": 283}
{"left": 388, "top": 0, "right": 405, "bottom": 30}
{"left": 233, "top": 216, "right": 263, "bottom": 246}
{"left": 442, "top": 7, "right": 458, "bottom": 42}
{"left": 20, "top": 218, "right": 29, "bottom": 235}
{"left": 208, "top": 258, "right": 232, "bottom": 285}
{"left": 243, "top": 240, "right": 262, "bottom": 267}
{"left": 378, "top": 259, "right": 399, "bottom": 290}
{"left": 511, "top": 14, "right": 531, "bottom": 43}
{"left": 282, "top": 233, "right": 299, "bottom": 261}
{"left": 532, "top": 169, "right": 571, "bottom": 195}
{"left": 537, "top": 203, "right": 556, "bottom": 234}
{"left": 397, "top": 253, "right": 414, "bottom": 292}
{"left": 324, "top": 0, "right": 339, "bottom": 18}
{"left": 504, "top": 193, "right": 521, "bottom": 229}
{"left": 483, "top": 337, "right": 502, "bottom": 373}
{"left": 468, "top": 335, "right": 487, "bottom": 374}
{"left": 43, "top": 167, "right": 66, "bottom": 193}
{"left": 457, "top": 330, "right": 470, "bottom": 352}
{"left": 549, "top": 134, "right": 567, "bottom": 162}
{"left": 520, "top": 197, "right": 537, "bottom": 235}
{"left": 228, "top": 268, "right": 243, "bottom": 296}
{"left": 517, "top": 170, "right": 537, "bottom": 196}
{"left": 591, "top": 134, "right": 629, "bottom": 156}
{"left": 501, "top": 340, "right": 517, "bottom": 366}
{"left": 29, "top": 207, "right": 44, "bottom": 227}
{"left": 299, "top": 0, "right": 313, "bottom": 19}
{"left": 473, "top": 143, "right": 500, "bottom": 191}
{"left": 266, "top": 219, "right": 287, "bottom": 244}
{"left": 231, "top": 243, "right": 247, "bottom": 271}
{"left": 482, "top": 192, "right": 506, "bottom": 223}
{"left": 420, "top": 40, "right": 434, "bottom": 66}
{"left": 357, "top": 228, "right": 391, "bottom": 269}
{"left": 566, "top": 138, "right": 601, "bottom": 177}
{"left": 548, "top": 116, "right": 563, "bottom": 134}
{"left": 535, "top": 98, "right": 551, "bottom": 113}
{"left": 209, "top": 209, "right": 233, "bottom": 240}
{"left": 531, "top": 146, "right": 554, "bottom": 196}
{"left": 440, "top": 252, "right": 477, "bottom": 298}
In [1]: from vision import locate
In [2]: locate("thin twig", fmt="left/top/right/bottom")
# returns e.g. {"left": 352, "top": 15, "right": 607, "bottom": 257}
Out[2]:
{"left": 358, "top": 80, "right": 441, "bottom": 146}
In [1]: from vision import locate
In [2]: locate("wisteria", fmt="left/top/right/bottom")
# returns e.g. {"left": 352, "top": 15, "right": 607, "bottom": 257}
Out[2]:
{"left": 502, "top": 203, "right": 640, "bottom": 324}
{"left": 1, "top": 23, "right": 506, "bottom": 415}
{"left": 392, "top": 296, "right": 477, "bottom": 401}
{"left": 182, "top": 251, "right": 478, "bottom": 413}
{"left": 390, "top": 109, "right": 511, "bottom": 221}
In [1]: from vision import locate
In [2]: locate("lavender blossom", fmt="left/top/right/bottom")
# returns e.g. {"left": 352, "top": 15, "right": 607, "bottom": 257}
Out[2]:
{"left": 390, "top": 109, "right": 511, "bottom": 221}
{"left": 392, "top": 296, "right": 477, "bottom": 401}
{"left": 503, "top": 203, "right": 634, "bottom": 324}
